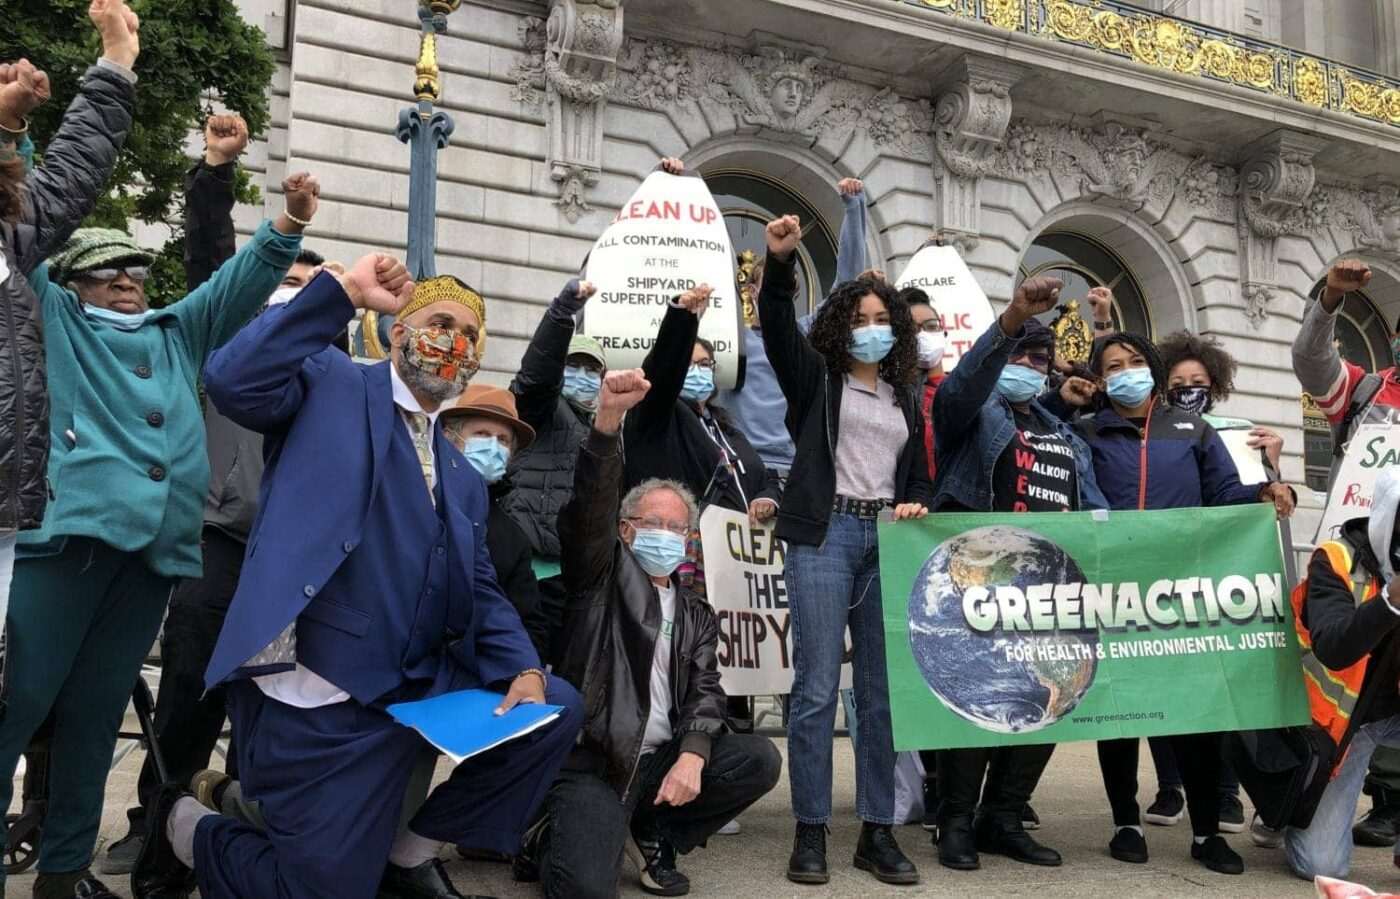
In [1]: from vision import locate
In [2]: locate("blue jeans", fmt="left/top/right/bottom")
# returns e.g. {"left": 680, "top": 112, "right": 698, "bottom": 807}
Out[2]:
{"left": 1286, "top": 715, "right": 1400, "bottom": 879}
{"left": 786, "top": 512, "right": 895, "bottom": 824}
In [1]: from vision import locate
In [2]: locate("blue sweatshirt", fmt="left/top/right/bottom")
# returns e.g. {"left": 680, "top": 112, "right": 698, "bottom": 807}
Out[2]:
{"left": 722, "top": 190, "right": 869, "bottom": 470}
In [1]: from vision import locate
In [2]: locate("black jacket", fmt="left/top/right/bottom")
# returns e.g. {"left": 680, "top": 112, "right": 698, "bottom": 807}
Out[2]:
{"left": 556, "top": 428, "right": 727, "bottom": 800}
{"left": 1302, "top": 519, "right": 1400, "bottom": 726}
{"left": 625, "top": 303, "right": 780, "bottom": 512}
{"left": 485, "top": 481, "right": 548, "bottom": 658}
{"left": 504, "top": 289, "right": 592, "bottom": 559}
{"left": 755, "top": 252, "right": 933, "bottom": 546}
{"left": 0, "top": 64, "right": 134, "bottom": 531}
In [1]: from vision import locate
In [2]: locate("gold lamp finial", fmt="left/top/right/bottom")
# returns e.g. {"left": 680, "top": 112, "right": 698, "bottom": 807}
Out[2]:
{"left": 1050, "top": 299, "right": 1094, "bottom": 365}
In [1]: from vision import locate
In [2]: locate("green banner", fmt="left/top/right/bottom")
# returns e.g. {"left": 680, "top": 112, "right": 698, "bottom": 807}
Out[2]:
{"left": 879, "top": 505, "right": 1310, "bottom": 750}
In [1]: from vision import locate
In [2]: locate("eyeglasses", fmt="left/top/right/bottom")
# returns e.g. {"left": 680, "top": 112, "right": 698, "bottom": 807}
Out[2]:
{"left": 625, "top": 516, "right": 690, "bottom": 536}
{"left": 1012, "top": 352, "right": 1053, "bottom": 372}
{"left": 692, "top": 358, "right": 716, "bottom": 370}
{"left": 79, "top": 265, "right": 150, "bottom": 284}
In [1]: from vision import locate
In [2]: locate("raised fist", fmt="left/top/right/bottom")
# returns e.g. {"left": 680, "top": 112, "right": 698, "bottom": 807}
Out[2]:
{"left": 837, "top": 178, "right": 864, "bottom": 198}
{"left": 766, "top": 215, "right": 801, "bottom": 259}
{"left": 282, "top": 172, "right": 320, "bottom": 225}
{"left": 204, "top": 114, "right": 249, "bottom": 166}
{"left": 0, "top": 61, "right": 51, "bottom": 129}
{"left": 1327, "top": 259, "right": 1372, "bottom": 296}
{"left": 1013, "top": 276, "right": 1063, "bottom": 317}
{"left": 1086, "top": 286, "right": 1114, "bottom": 322}
{"left": 660, "top": 157, "right": 685, "bottom": 176}
{"left": 1059, "top": 375, "right": 1098, "bottom": 408}
{"left": 575, "top": 280, "right": 596, "bottom": 302}
{"left": 677, "top": 283, "right": 712, "bottom": 318}
{"left": 595, "top": 368, "right": 652, "bottom": 434}
{"left": 90, "top": 0, "right": 140, "bottom": 70}
{"left": 343, "top": 253, "right": 412, "bottom": 313}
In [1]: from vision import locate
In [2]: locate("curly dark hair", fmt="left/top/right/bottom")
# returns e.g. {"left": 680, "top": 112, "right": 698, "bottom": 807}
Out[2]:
{"left": 1089, "top": 331, "right": 1168, "bottom": 397}
{"left": 1156, "top": 330, "right": 1237, "bottom": 403}
{"left": 807, "top": 277, "right": 918, "bottom": 386}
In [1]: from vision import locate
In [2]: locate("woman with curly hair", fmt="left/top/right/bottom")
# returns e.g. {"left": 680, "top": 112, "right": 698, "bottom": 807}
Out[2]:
{"left": 757, "top": 214, "right": 931, "bottom": 887}
{"left": 1157, "top": 329, "right": 1284, "bottom": 476}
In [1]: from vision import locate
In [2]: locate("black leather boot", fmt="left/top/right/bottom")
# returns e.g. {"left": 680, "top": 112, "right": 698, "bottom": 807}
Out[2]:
{"left": 975, "top": 813, "right": 1062, "bottom": 866}
{"left": 1355, "top": 787, "right": 1400, "bottom": 847}
{"left": 936, "top": 814, "right": 979, "bottom": 871}
{"left": 853, "top": 822, "right": 919, "bottom": 885}
{"left": 786, "top": 822, "right": 829, "bottom": 885}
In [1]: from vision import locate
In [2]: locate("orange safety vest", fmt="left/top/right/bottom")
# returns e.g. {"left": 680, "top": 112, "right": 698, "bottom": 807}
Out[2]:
{"left": 1290, "top": 536, "right": 1381, "bottom": 773}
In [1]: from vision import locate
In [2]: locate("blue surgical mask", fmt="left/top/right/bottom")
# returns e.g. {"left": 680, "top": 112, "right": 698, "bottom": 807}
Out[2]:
{"left": 562, "top": 365, "right": 602, "bottom": 410}
{"left": 1107, "top": 367, "right": 1156, "bottom": 407}
{"left": 82, "top": 304, "right": 156, "bottom": 332}
{"left": 995, "top": 364, "right": 1046, "bottom": 403}
{"left": 630, "top": 528, "right": 688, "bottom": 578}
{"left": 463, "top": 435, "right": 511, "bottom": 484}
{"left": 681, "top": 364, "right": 714, "bottom": 403}
{"left": 849, "top": 324, "right": 895, "bottom": 364}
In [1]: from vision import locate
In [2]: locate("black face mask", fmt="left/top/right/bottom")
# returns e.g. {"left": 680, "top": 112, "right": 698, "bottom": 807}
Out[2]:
{"left": 1168, "top": 385, "right": 1212, "bottom": 416}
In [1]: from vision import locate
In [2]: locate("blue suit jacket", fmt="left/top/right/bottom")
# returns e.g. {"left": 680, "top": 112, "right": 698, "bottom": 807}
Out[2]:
{"left": 201, "top": 271, "right": 538, "bottom": 701}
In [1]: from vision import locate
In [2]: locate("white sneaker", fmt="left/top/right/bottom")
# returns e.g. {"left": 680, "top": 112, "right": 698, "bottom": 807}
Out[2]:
{"left": 1249, "top": 813, "right": 1283, "bottom": 849}
{"left": 718, "top": 818, "right": 742, "bottom": 835}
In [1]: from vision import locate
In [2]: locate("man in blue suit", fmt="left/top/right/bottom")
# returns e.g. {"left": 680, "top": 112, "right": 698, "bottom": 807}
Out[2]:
{"left": 129, "top": 254, "right": 584, "bottom": 899}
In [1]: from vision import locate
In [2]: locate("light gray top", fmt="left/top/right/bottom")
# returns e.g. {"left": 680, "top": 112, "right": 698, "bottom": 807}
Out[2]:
{"left": 833, "top": 374, "right": 907, "bottom": 502}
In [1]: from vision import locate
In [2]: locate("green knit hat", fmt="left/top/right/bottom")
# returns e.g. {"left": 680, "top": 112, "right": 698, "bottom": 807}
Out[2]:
{"left": 48, "top": 228, "right": 154, "bottom": 283}
{"left": 567, "top": 334, "right": 607, "bottom": 369}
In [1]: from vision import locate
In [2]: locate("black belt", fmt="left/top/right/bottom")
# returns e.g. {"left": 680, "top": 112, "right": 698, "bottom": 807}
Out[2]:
{"left": 834, "top": 495, "right": 890, "bottom": 520}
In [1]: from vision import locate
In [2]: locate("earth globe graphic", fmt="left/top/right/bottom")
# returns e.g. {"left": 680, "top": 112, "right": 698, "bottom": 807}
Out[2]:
{"left": 907, "top": 525, "right": 1098, "bottom": 733}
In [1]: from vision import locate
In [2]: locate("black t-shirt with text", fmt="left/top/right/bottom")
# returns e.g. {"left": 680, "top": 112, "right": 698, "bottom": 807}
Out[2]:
{"left": 992, "top": 410, "right": 1079, "bottom": 513}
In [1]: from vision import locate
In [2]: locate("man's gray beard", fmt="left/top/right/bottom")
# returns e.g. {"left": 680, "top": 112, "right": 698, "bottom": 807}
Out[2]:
{"left": 394, "top": 354, "right": 466, "bottom": 403}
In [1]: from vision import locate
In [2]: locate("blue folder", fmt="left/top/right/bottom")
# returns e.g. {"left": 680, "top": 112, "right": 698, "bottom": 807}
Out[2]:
{"left": 387, "top": 688, "right": 564, "bottom": 763}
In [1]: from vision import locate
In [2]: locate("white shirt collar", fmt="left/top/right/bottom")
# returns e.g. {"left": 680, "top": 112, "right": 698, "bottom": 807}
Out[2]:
{"left": 389, "top": 362, "right": 441, "bottom": 424}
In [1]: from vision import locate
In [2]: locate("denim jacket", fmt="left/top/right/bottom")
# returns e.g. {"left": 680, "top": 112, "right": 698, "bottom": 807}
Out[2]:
{"left": 931, "top": 320, "right": 1107, "bottom": 512}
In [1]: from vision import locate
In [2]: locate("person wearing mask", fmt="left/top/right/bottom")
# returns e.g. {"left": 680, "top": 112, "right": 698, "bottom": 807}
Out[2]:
{"left": 1060, "top": 331, "right": 1294, "bottom": 875}
{"left": 1285, "top": 468, "right": 1400, "bottom": 881}
{"left": 758, "top": 214, "right": 931, "bottom": 886}
{"left": 1149, "top": 329, "right": 1286, "bottom": 836}
{"left": 929, "top": 277, "right": 1105, "bottom": 873}
{"left": 101, "top": 114, "right": 331, "bottom": 876}
{"left": 2, "top": 81, "right": 320, "bottom": 899}
{"left": 1290, "top": 259, "right": 1400, "bottom": 848}
{"left": 0, "top": 1, "right": 138, "bottom": 699}
{"left": 503, "top": 278, "right": 603, "bottom": 565}
{"left": 520, "top": 368, "right": 782, "bottom": 899}
{"left": 442, "top": 384, "right": 546, "bottom": 650}
{"left": 624, "top": 284, "right": 780, "bottom": 526}
{"left": 133, "top": 258, "right": 583, "bottom": 899}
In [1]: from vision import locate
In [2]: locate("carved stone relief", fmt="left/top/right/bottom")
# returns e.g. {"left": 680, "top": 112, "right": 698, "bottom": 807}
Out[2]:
{"left": 1236, "top": 131, "right": 1328, "bottom": 327}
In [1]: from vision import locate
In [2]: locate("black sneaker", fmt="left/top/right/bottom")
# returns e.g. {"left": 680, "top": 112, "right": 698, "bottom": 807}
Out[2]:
{"left": 1218, "top": 792, "right": 1246, "bottom": 834}
{"left": 627, "top": 833, "right": 690, "bottom": 896}
{"left": 33, "top": 872, "right": 120, "bottom": 899}
{"left": 1021, "top": 802, "right": 1041, "bottom": 831}
{"left": 787, "top": 822, "right": 829, "bottom": 885}
{"left": 73, "top": 877, "right": 121, "bottom": 899}
{"left": 1191, "top": 835, "right": 1244, "bottom": 875}
{"left": 1144, "top": 787, "right": 1185, "bottom": 826}
{"left": 1108, "top": 827, "right": 1148, "bottom": 864}
{"left": 98, "top": 828, "right": 144, "bottom": 875}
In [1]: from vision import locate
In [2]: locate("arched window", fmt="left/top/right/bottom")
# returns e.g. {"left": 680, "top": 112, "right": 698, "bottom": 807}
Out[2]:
{"left": 1016, "top": 232, "right": 1152, "bottom": 337}
{"left": 705, "top": 171, "right": 838, "bottom": 316}
{"left": 1301, "top": 280, "right": 1390, "bottom": 490}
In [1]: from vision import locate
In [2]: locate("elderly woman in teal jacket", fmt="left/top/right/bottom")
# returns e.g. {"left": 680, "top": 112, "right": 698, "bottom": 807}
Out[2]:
{"left": 0, "top": 144, "right": 320, "bottom": 893}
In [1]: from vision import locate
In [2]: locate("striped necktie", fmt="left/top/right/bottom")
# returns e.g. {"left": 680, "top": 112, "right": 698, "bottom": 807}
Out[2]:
{"left": 406, "top": 411, "right": 436, "bottom": 499}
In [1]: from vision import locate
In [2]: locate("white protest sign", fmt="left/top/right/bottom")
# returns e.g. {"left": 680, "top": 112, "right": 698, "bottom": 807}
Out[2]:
{"left": 1316, "top": 423, "right": 1400, "bottom": 541}
{"left": 894, "top": 245, "right": 996, "bottom": 372}
{"left": 583, "top": 172, "right": 740, "bottom": 387}
{"left": 699, "top": 506, "right": 852, "bottom": 695}
{"left": 1214, "top": 425, "right": 1269, "bottom": 486}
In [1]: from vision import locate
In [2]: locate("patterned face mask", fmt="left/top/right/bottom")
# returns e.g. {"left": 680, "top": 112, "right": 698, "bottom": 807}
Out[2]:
{"left": 1168, "top": 385, "right": 1212, "bottom": 416}
{"left": 402, "top": 323, "right": 479, "bottom": 388}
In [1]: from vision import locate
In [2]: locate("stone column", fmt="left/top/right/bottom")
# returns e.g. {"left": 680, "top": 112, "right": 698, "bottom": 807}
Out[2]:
{"left": 1180, "top": 0, "right": 1240, "bottom": 32}
{"left": 1377, "top": 0, "right": 1400, "bottom": 77}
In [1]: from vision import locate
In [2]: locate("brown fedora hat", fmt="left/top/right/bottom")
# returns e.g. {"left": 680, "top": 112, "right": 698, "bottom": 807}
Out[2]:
{"left": 443, "top": 384, "right": 536, "bottom": 452}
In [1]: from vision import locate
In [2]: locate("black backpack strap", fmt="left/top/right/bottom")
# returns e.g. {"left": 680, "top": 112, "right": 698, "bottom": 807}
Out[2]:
{"left": 1333, "top": 373, "right": 1384, "bottom": 459}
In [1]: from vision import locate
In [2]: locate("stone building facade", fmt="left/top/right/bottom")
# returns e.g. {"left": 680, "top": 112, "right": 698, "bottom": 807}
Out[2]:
{"left": 225, "top": 0, "right": 1400, "bottom": 532}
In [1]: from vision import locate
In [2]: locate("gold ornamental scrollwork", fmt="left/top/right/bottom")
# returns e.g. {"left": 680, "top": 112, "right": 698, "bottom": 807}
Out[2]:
{"left": 1292, "top": 57, "right": 1329, "bottom": 107}
{"left": 1338, "top": 70, "right": 1400, "bottom": 126}
{"left": 982, "top": 0, "right": 1023, "bottom": 30}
